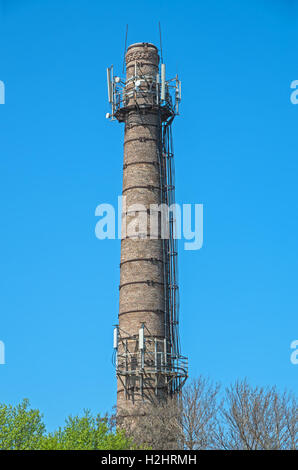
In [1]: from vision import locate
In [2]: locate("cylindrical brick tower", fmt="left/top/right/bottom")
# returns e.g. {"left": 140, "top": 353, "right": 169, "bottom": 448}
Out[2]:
{"left": 118, "top": 43, "right": 165, "bottom": 416}
{"left": 107, "top": 41, "right": 188, "bottom": 426}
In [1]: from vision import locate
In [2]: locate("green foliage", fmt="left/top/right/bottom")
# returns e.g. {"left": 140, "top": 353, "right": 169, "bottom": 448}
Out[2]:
{"left": 0, "top": 400, "right": 134, "bottom": 450}
{"left": 0, "top": 399, "right": 45, "bottom": 450}
{"left": 39, "top": 410, "right": 134, "bottom": 450}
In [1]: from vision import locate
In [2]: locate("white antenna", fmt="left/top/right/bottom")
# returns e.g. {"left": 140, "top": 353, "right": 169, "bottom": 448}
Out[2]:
{"left": 161, "top": 64, "right": 166, "bottom": 101}
{"left": 156, "top": 73, "right": 160, "bottom": 105}
{"left": 107, "top": 66, "right": 113, "bottom": 103}
{"left": 139, "top": 326, "right": 144, "bottom": 350}
{"left": 113, "top": 327, "right": 118, "bottom": 349}
{"left": 175, "top": 78, "right": 181, "bottom": 114}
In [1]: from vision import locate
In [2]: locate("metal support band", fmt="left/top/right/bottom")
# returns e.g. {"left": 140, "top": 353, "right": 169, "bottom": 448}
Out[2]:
{"left": 124, "top": 137, "right": 157, "bottom": 145}
{"left": 120, "top": 257, "right": 163, "bottom": 267}
{"left": 126, "top": 63, "right": 159, "bottom": 70}
{"left": 122, "top": 208, "right": 150, "bottom": 216}
{"left": 122, "top": 185, "right": 160, "bottom": 194}
{"left": 126, "top": 124, "right": 159, "bottom": 131}
{"left": 122, "top": 207, "right": 162, "bottom": 216}
{"left": 119, "top": 280, "right": 164, "bottom": 290}
{"left": 123, "top": 161, "right": 159, "bottom": 169}
{"left": 119, "top": 308, "right": 165, "bottom": 317}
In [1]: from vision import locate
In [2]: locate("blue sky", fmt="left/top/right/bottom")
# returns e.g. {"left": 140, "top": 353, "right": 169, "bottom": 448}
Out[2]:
{"left": 0, "top": 0, "right": 297, "bottom": 430}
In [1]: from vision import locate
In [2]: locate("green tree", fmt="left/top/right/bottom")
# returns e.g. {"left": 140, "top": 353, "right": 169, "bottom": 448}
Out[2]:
{"left": 0, "top": 399, "right": 45, "bottom": 449}
{"left": 39, "top": 410, "right": 134, "bottom": 450}
{"left": 0, "top": 400, "right": 134, "bottom": 450}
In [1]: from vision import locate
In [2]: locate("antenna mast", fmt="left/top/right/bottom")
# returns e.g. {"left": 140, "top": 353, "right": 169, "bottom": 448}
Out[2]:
{"left": 159, "top": 21, "right": 163, "bottom": 64}
{"left": 122, "top": 24, "right": 128, "bottom": 75}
